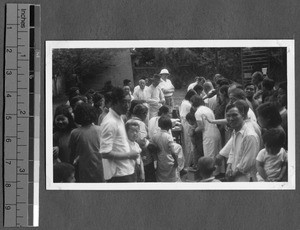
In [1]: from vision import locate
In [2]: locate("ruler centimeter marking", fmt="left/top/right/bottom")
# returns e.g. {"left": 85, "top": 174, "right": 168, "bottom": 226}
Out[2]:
{"left": 4, "top": 4, "right": 40, "bottom": 227}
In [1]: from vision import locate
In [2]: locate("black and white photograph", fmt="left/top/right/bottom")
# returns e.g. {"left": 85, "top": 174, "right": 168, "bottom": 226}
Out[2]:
{"left": 46, "top": 40, "right": 295, "bottom": 190}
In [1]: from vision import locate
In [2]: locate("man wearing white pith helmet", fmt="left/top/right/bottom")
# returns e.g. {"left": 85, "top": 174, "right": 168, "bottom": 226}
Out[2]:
{"left": 158, "top": 68, "right": 175, "bottom": 112}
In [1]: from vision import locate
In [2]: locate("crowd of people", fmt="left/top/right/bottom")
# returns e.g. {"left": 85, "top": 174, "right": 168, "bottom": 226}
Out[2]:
{"left": 53, "top": 68, "right": 288, "bottom": 183}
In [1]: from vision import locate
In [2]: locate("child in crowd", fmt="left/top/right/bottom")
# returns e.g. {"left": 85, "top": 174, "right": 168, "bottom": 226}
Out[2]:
{"left": 69, "top": 103, "right": 105, "bottom": 182}
{"left": 186, "top": 112, "right": 204, "bottom": 169}
{"left": 152, "top": 116, "right": 179, "bottom": 182}
{"left": 256, "top": 128, "right": 287, "bottom": 182}
{"left": 53, "top": 104, "right": 77, "bottom": 164}
{"left": 53, "top": 162, "right": 76, "bottom": 183}
{"left": 196, "top": 156, "right": 221, "bottom": 182}
{"left": 125, "top": 121, "right": 145, "bottom": 182}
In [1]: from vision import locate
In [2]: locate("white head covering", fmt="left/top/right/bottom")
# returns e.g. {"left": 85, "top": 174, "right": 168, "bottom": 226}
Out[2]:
{"left": 159, "top": 69, "right": 170, "bottom": 75}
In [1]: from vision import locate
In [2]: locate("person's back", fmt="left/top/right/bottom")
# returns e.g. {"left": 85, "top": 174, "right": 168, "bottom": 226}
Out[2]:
{"left": 152, "top": 117, "right": 178, "bottom": 182}
{"left": 69, "top": 124, "right": 104, "bottom": 182}
{"left": 69, "top": 103, "right": 104, "bottom": 182}
{"left": 152, "top": 130, "right": 177, "bottom": 182}
{"left": 195, "top": 105, "right": 219, "bottom": 137}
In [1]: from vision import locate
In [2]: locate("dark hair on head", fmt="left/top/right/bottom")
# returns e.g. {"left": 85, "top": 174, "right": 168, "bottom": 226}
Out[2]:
{"left": 85, "top": 92, "right": 94, "bottom": 102}
{"left": 199, "top": 76, "right": 206, "bottom": 84}
{"left": 229, "top": 88, "right": 246, "bottom": 100}
{"left": 197, "top": 156, "right": 216, "bottom": 177}
{"left": 111, "top": 87, "right": 129, "bottom": 106}
{"left": 104, "top": 92, "right": 112, "bottom": 105}
{"left": 190, "top": 95, "right": 204, "bottom": 108}
{"left": 216, "top": 78, "right": 230, "bottom": 87}
{"left": 54, "top": 104, "right": 72, "bottom": 118}
{"left": 262, "top": 128, "right": 286, "bottom": 149}
{"left": 68, "top": 87, "right": 80, "bottom": 101}
{"left": 225, "top": 100, "right": 249, "bottom": 119}
{"left": 244, "top": 82, "right": 255, "bottom": 89}
{"left": 70, "top": 95, "right": 88, "bottom": 110}
{"left": 93, "top": 92, "right": 104, "bottom": 104}
{"left": 158, "top": 105, "right": 169, "bottom": 116}
{"left": 185, "top": 89, "right": 197, "bottom": 101}
{"left": 53, "top": 104, "right": 76, "bottom": 132}
{"left": 278, "top": 81, "right": 287, "bottom": 94}
{"left": 214, "top": 73, "right": 223, "bottom": 80}
{"left": 73, "top": 103, "right": 97, "bottom": 126}
{"left": 147, "top": 142, "right": 160, "bottom": 155}
{"left": 125, "top": 120, "right": 140, "bottom": 132}
{"left": 54, "top": 162, "right": 75, "bottom": 182}
{"left": 129, "top": 100, "right": 142, "bottom": 116}
{"left": 219, "top": 85, "right": 229, "bottom": 98}
{"left": 86, "top": 88, "right": 95, "bottom": 95}
{"left": 69, "top": 87, "right": 80, "bottom": 96}
{"left": 158, "top": 116, "right": 172, "bottom": 131}
{"left": 186, "top": 112, "right": 196, "bottom": 123}
{"left": 193, "top": 84, "right": 204, "bottom": 94}
{"left": 132, "top": 103, "right": 148, "bottom": 118}
{"left": 123, "top": 79, "right": 131, "bottom": 86}
{"left": 256, "top": 102, "right": 282, "bottom": 128}
{"left": 203, "top": 81, "right": 214, "bottom": 92}
{"left": 252, "top": 71, "right": 264, "bottom": 82}
{"left": 262, "top": 78, "right": 275, "bottom": 91}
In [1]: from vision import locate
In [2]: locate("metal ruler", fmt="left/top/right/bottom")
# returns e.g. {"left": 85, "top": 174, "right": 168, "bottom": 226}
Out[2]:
{"left": 4, "top": 4, "right": 40, "bottom": 227}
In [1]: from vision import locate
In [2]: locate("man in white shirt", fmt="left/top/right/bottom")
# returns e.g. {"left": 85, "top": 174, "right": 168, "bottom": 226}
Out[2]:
{"left": 145, "top": 74, "right": 165, "bottom": 120}
{"left": 100, "top": 87, "right": 139, "bottom": 182}
{"left": 133, "top": 79, "right": 148, "bottom": 102}
{"left": 158, "top": 69, "right": 175, "bottom": 112}
{"left": 224, "top": 100, "right": 260, "bottom": 182}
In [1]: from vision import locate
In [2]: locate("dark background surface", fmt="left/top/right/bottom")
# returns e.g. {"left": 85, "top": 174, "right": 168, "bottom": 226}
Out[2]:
{"left": 0, "top": 1, "right": 299, "bottom": 229}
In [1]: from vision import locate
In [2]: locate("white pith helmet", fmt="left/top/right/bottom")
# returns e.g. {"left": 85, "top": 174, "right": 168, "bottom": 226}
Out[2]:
{"left": 159, "top": 69, "right": 170, "bottom": 75}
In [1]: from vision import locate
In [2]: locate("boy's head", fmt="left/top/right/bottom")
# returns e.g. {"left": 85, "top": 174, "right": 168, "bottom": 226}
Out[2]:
{"left": 262, "top": 128, "right": 286, "bottom": 154}
{"left": 147, "top": 142, "right": 160, "bottom": 155}
{"left": 262, "top": 78, "right": 275, "bottom": 91}
{"left": 190, "top": 94, "right": 205, "bottom": 108}
{"left": 158, "top": 105, "right": 170, "bottom": 117}
{"left": 54, "top": 162, "right": 76, "bottom": 183}
{"left": 197, "top": 156, "right": 216, "bottom": 179}
{"left": 186, "top": 112, "right": 196, "bottom": 126}
{"left": 125, "top": 120, "right": 140, "bottom": 142}
{"left": 158, "top": 116, "right": 172, "bottom": 131}
{"left": 73, "top": 103, "right": 97, "bottom": 126}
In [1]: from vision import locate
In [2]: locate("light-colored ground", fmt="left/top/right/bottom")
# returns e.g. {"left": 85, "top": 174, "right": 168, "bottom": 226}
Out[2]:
{"left": 173, "top": 88, "right": 186, "bottom": 108}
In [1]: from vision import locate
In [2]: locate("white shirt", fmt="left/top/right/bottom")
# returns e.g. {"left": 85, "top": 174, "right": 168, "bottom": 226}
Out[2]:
{"left": 220, "top": 119, "right": 262, "bottom": 158}
{"left": 100, "top": 108, "right": 135, "bottom": 179}
{"left": 187, "top": 82, "right": 198, "bottom": 91}
{"left": 256, "top": 148, "right": 287, "bottom": 180}
{"left": 128, "top": 139, "right": 142, "bottom": 165}
{"left": 204, "top": 89, "right": 217, "bottom": 111}
{"left": 179, "top": 100, "right": 192, "bottom": 119}
{"left": 133, "top": 86, "right": 148, "bottom": 101}
{"left": 227, "top": 122, "right": 260, "bottom": 175}
{"left": 148, "top": 116, "right": 173, "bottom": 140}
{"left": 158, "top": 78, "right": 174, "bottom": 97}
{"left": 248, "top": 108, "right": 257, "bottom": 123}
{"left": 194, "top": 106, "right": 219, "bottom": 139}
{"left": 145, "top": 85, "right": 165, "bottom": 104}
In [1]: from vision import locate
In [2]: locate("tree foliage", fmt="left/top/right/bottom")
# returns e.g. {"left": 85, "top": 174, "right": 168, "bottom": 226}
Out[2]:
{"left": 53, "top": 49, "right": 114, "bottom": 92}
{"left": 131, "top": 48, "right": 242, "bottom": 88}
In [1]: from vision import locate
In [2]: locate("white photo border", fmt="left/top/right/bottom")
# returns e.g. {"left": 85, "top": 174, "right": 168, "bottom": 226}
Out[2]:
{"left": 46, "top": 40, "right": 295, "bottom": 190}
